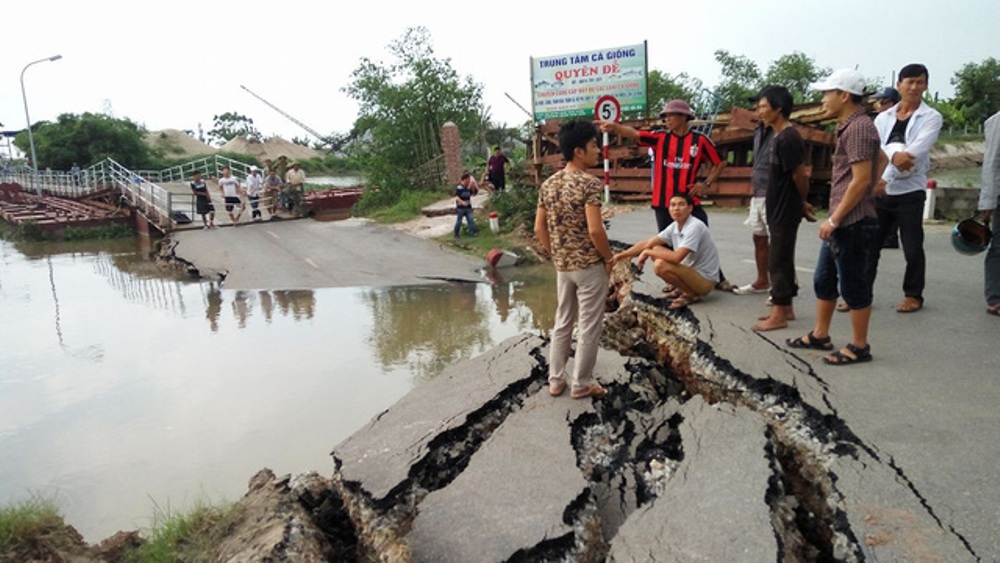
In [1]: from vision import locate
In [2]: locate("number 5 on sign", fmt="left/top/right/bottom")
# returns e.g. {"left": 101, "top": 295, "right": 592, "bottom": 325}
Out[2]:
{"left": 594, "top": 95, "right": 621, "bottom": 123}
{"left": 594, "top": 96, "right": 620, "bottom": 203}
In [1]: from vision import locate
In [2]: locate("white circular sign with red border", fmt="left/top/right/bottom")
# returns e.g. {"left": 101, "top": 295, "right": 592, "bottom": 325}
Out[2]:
{"left": 594, "top": 95, "right": 621, "bottom": 123}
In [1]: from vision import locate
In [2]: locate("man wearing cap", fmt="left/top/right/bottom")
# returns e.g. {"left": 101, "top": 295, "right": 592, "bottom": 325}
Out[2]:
{"left": 979, "top": 110, "right": 1000, "bottom": 316}
{"left": 787, "top": 69, "right": 885, "bottom": 366}
{"left": 598, "top": 99, "right": 730, "bottom": 289}
{"left": 245, "top": 165, "right": 264, "bottom": 221}
{"left": 285, "top": 161, "right": 306, "bottom": 214}
{"left": 871, "top": 86, "right": 901, "bottom": 114}
{"left": 868, "top": 64, "right": 942, "bottom": 313}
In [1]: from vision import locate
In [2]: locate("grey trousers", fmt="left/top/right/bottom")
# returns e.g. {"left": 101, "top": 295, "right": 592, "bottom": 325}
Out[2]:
{"left": 549, "top": 263, "right": 609, "bottom": 393}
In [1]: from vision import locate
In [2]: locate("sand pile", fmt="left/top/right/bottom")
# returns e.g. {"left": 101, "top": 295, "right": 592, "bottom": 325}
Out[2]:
{"left": 144, "top": 129, "right": 216, "bottom": 157}
{"left": 219, "top": 136, "right": 323, "bottom": 162}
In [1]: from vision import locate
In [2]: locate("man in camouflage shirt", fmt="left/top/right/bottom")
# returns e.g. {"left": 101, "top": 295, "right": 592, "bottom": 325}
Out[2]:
{"left": 534, "top": 120, "right": 615, "bottom": 399}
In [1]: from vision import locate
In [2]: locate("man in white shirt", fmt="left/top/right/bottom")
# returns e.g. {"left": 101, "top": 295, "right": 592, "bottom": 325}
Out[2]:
{"left": 979, "top": 110, "right": 1000, "bottom": 316}
{"left": 245, "top": 165, "right": 264, "bottom": 221}
{"left": 869, "top": 63, "right": 943, "bottom": 313}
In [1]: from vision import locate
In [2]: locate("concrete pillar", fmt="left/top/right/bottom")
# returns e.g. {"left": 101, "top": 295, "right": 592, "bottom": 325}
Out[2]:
{"left": 441, "top": 122, "right": 462, "bottom": 187}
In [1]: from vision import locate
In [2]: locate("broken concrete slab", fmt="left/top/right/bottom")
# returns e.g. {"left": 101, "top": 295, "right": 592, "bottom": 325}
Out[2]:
{"left": 407, "top": 390, "right": 599, "bottom": 562}
{"left": 608, "top": 396, "right": 776, "bottom": 562}
{"left": 333, "top": 334, "right": 545, "bottom": 504}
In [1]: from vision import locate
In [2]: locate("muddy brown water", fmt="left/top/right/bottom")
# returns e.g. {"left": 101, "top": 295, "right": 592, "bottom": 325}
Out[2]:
{"left": 0, "top": 236, "right": 556, "bottom": 542}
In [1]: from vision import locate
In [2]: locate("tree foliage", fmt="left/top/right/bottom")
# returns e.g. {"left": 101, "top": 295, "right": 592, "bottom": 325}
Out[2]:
{"left": 344, "top": 27, "right": 483, "bottom": 209}
{"left": 14, "top": 112, "right": 150, "bottom": 170}
{"left": 646, "top": 70, "right": 704, "bottom": 116}
{"left": 207, "top": 112, "right": 260, "bottom": 146}
{"left": 763, "top": 52, "right": 830, "bottom": 104}
{"left": 951, "top": 57, "right": 1000, "bottom": 127}
{"left": 713, "top": 50, "right": 763, "bottom": 112}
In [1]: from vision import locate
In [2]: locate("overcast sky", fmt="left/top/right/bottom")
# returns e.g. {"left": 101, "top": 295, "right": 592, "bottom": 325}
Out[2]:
{"left": 2, "top": 0, "right": 997, "bottom": 148}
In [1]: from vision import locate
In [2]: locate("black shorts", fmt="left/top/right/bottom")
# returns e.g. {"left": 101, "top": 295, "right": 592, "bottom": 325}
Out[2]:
{"left": 224, "top": 196, "right": 242, "bottom": 211}
{"left": 196, "top": 197, "right": 214, "bottom": 215}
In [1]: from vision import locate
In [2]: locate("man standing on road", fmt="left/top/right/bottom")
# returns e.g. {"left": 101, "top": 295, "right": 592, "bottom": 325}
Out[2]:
{"left": 245, "top": 165, "right": 265, "bottom": 222}
{"left": 535, "top": 120, "right": 614, "bottom": 399}
{"left": 869, "top": 64, "right": 943, "bottom": 313}
{"left": 787, "top": 69, "right": 885, "bottom": 366}
{"left": 285, "top": 161, "right": 306, "bottom": 214}
{"left": 598, "top": 99, "right": 731, "bottom": 290}
{"left": 487, "top": 146, "right": 510, "bottom": 191}
{"left": 751, "top": 85, "right": 816, "bottom": 331}
{"left": 733, "top": 87, "right": 778, "bottom": 296}
{"left": 979, "top": 110, "right": 1000, "bottom": 316}
{"left": 190, "top": 170, "right": 216, "bottom": 229}
{"left": 216, "top": 165, "right": 244, "bottom": 225}
{"left": 264, "top": 168, "right": 283, "bottom": 218}
{"left": 453, "top": 172, "right": 477, "bottom": 238}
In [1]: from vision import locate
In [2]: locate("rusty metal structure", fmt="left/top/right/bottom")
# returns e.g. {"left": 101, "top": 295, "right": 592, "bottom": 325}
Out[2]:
{"left": 529, "top": 101, "right": 838, "bottom": 208}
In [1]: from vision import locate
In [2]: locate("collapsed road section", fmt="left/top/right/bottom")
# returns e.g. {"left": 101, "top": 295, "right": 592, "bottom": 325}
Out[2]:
{"left": 323, "top": 269, "right": 978, "bottom": 561}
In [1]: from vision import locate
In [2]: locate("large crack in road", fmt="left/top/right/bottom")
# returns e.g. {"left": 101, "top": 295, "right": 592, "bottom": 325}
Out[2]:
{"left": 321, "top": 264, "right": 978, "bottom": 561}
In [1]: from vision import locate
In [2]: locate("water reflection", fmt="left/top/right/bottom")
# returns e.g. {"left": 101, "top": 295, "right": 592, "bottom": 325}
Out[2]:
{"left": 0, "top": 237, "right": 557, "bottom": 542}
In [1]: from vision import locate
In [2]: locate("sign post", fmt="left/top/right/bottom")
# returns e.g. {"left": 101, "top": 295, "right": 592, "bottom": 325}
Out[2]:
{"left": 595, "top": 95, "right": 621, "bottom": 203}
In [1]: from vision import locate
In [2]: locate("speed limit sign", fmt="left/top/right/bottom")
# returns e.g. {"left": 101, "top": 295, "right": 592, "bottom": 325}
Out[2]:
{"left": 594, "top": 95, "right": 621, "bottom": 122}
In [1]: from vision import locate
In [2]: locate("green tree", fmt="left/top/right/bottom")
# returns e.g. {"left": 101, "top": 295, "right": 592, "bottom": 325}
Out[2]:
{"left": 951, "top": 57, "right": 1000, "bottom": 127}
{"left": 713, "top": 50, "right": 762, "bottom": 112}
{"left": 645, "top": 70, "right": 704, "bottom": 116}
{"left": 344, "top": 27, "right": 483, "bottom": 209}
{"left": 207, "top": 112, "right": 260, "bottom": 146}
{"left": 13, "top": 112, "right": 150, "bottom": 170}
{"left": 763, "top": 52, "right": 830, "bottom": 103}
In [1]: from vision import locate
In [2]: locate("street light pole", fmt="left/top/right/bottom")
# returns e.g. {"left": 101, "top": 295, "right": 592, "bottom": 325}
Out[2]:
{"left": 20, "top": 54, "right": 63, "bottom": 195}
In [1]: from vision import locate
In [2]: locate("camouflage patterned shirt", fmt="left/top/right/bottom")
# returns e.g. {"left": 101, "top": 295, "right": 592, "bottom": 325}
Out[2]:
{"left": 537, "top": 168, "right": 604, "bottom": 272}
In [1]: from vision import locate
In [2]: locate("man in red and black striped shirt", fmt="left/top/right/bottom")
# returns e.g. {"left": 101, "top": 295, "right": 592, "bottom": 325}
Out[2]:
{"left": 599, "top": 99, "right": 726, "bottom": 232}
{"left": 600, "top": 99, "right": 731, "bottom": 289}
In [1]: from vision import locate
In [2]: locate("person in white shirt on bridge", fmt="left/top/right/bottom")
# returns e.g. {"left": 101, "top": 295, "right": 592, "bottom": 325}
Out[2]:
{"left": 216, "top": 165, "right": 244, "bottom": 225}
{"left": 245, "top": 165, "right": 265, "bottom": 221}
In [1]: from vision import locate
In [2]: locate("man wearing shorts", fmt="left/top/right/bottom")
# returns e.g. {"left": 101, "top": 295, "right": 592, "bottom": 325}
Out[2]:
{"left": 217, "top": 165, "right": 244, "bottom": 225}
{"left": 190, "top": 170, "right": 215, "bottom": 229}
{"left": 734, "top": 87, "right": 777, "bottom": 295}
{"left": 787, "top": 69, "right": 887, "bottom": 366}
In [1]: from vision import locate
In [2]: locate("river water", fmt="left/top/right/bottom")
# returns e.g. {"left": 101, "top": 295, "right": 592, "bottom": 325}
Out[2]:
{"left": 0, "top": 235, "right": 555, "bottom": 542}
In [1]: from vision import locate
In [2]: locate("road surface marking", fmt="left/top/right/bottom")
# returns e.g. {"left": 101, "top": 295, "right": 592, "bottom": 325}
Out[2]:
{"left": 304, "top": 258, "right": 320, "bottom": 269}
{"left": 266, "top": 231, "right": 280, "bottom": 240}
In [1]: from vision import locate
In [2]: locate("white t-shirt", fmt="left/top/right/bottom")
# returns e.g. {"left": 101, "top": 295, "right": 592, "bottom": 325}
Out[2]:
{"left": 219, "top": 176, "right": 240, "bottom": 198}
{"left": 657, "top": 216, "right": 721, "bottom": 282}
{"left": 245, "top": 173, "right": 263, "bottom": 197}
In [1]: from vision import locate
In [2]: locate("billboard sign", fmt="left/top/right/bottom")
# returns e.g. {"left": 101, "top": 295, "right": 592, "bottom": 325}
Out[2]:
{"left": 530, "top": 42, "right": 647, "bottom": 121}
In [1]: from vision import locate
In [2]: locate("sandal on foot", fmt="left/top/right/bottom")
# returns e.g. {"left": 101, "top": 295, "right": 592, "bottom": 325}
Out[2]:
{"left": 668, "top": 294, "right": 701, "bottom": 310}
{"left": 786, "top": 331, "right": 833, "bottom": 350}
{"left": 896, "top": 296, "right": 923, "bottom": 313}
{"left": 988, "top": 305, "right": 1000, "bottom": 317}
{"left": 823, "top": 343, "right": 872, "bottom": 366}
{"left": 836, "top": 301, "right": 849, "bottom": 312}
{"left": 570, "top": 383, "right": 608, "bottom": 399}
{"left": 548, "top": 379, "right": 566, "bottom": 397}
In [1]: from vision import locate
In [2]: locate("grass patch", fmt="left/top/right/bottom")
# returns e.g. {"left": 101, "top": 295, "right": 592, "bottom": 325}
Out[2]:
{"left": 365, "top": 189, "right": 447, "bottom": 224}
{"left": 0, "top": 496, "right": 67, "bottom": 552}
{"left": 129, "top": 499, "right": 239, "bottom": 562}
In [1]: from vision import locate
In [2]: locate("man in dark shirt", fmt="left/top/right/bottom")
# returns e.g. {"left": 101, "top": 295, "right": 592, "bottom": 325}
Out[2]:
{"left": 190, "top": 170, "right": 216, "bottom": 229}
{"left": 454, "top": 172, "right": 477, "bottom": 238}
{"left": 751, "top": 86, "right": 815, "bottom": 331}
{"left": 486, "top": 146, "right": 510, "bottom": 191}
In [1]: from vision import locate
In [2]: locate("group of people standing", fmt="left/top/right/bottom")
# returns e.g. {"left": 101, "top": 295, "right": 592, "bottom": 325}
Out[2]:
{"left": 536, "top": 61, "right": 997, "bottom": 398}
{"left": 190, "top": 158, "right": 306, "bottom": 229}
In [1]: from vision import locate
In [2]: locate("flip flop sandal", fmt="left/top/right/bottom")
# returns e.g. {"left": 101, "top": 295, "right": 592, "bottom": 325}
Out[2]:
{"left": 570, "top": 383, "right": 608, "bottom": 399}
{"left": 836, "top": 301, "right": 849, "bottom": 312}
{"left": 786, "top": 331, "right": 834, "bottom": 350}
{"left": 896, "top": 297, "right": 923, "bottom": 313}
{"left": 823, "top": 343, "right": 872, "bottom": 366}
{"left": 548, "top": 380, "right": 567, "bottom": 397}
{"left": 987, "top": 305, "right": 1000, "bottom": 317}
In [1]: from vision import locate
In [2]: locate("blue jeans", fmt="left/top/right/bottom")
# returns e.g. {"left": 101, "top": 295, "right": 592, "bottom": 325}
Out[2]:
{"left": 814, "top": 218, "right": 879, "bottom": 309}
{"left": 454, "top": 206, "right": 476, "bottom": 237}
{"left": 986, "top": 196, "right": 1000, "bottom": 307}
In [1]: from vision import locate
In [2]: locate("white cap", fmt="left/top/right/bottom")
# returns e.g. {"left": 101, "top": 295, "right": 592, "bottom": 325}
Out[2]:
{"left": 810, "top": 69, "right": 867, "bottom": 96}
{"left": 249, "top": 165, "right": 259, "bottom": 171}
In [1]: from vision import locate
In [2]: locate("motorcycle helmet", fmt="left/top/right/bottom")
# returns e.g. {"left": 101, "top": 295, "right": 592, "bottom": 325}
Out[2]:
{"left": 951, "top": 217, "right": 992, "bottom": 255}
